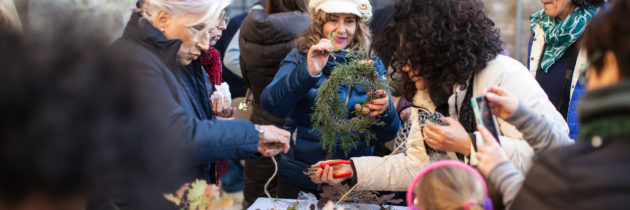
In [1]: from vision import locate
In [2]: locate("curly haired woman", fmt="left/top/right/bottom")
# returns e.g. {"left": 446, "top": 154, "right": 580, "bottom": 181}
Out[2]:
{"left": 260, "top": 0, "right": 400, "bottom": 197}
{"left": 310, "top": 0, "right": 567, "bottom": 192}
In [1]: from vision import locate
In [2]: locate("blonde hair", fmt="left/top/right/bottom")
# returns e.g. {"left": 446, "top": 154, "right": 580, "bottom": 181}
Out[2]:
{"left": 0, "top": 0, "right": 22, "bottom": 32}
{"left": 414, "top": 166, "right": 485, "bottom": 210}
{"left": 296, "top": 9, "right": 371, "bottom": 54}
{"left": 141, "top": 0, "right": 231, "bottom": 28}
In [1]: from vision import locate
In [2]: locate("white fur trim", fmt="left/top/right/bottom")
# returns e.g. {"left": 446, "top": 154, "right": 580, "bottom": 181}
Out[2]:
{"left": 570, "top": 49, "right": 587, "bottom": 100}
{"left": 529, "top": 24, "right": 545, "bottom": 77}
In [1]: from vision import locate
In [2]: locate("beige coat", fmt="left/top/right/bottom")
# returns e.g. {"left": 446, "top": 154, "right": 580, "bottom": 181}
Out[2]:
{"left": 351, "top": 55, "right": 568, "bottom": 191}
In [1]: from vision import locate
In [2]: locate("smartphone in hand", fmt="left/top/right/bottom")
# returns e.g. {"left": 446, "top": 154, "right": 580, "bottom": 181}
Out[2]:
{"left": 471, "top": 95, "right": 501, "bottom": 146}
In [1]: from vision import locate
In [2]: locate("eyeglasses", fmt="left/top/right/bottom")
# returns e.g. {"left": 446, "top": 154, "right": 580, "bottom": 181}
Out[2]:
{"left": 579, "top": 50, "right": 603, "bottom": 86}
{"left": 186, "top": 16, "right": 230, "bottom": 43}
{"left": 221, "top": 16, "right": 230, "bottom": 27}
{"left": 187, "top": 26, "right": 211, "bottom": 42}
{"left": 217, "top": 9, "right": 230, "bottom": 27}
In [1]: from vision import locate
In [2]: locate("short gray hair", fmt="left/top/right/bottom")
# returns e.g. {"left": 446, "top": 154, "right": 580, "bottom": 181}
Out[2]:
{"left": 141, "top": 0, "right": 232, "bottom": 29}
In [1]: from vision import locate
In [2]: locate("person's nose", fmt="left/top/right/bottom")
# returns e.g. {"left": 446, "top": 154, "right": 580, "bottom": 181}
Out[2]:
{"left": 218, "top": 21, "right": 227, "bottom": 30}
{"left": 335, "top": 21, "right": 346, "bottom": 35}
{"left": 402, "top": 65, "right": 411, "bottom": 72}
{"left": 196, "top": 36, "right": 210, "bottom": 51}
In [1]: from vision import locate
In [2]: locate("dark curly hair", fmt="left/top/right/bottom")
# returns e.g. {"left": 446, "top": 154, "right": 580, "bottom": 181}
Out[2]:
{"left": 373, "top": 0, "right": 503, "bottom": 102}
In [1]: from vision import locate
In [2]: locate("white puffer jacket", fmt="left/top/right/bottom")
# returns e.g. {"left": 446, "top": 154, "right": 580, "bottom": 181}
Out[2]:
{"left": 350, "top": 55, "right": 568, "bottom": 191}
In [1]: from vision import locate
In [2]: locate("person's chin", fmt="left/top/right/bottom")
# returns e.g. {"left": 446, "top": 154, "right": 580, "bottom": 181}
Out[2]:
{"left": 177, "top": 58, "right": 193, "bottom": 66}
{"left": 333, "top": 43, "right": 349, "bottom": 50}
{"left": 543, "top": 7, "right": 556, "bottom": 16}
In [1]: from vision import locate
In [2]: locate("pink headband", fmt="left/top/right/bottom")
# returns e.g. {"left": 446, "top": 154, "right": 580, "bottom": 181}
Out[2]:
{"left": 406, "top": 160, "right": 488, "bottom": 210}
{"left": 463, "top": 201, "right": 478, "bottom": 210}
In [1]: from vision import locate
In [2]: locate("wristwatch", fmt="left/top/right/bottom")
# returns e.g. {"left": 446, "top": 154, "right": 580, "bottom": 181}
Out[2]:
{"left": 254, "top": 124, "right": 264, "bottom": 139}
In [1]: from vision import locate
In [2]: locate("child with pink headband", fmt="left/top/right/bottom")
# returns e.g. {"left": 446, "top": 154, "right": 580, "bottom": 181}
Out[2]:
{"left": 408, "top": 160, "right": 493, "bottom": 210}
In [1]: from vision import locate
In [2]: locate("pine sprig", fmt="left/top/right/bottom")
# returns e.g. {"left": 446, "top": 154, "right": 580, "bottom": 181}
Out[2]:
{"left": 323, "top": 32, "right": 347, "bottom": 57}
{"left": 311, "top": 51, "right": 389, "bottom": 157}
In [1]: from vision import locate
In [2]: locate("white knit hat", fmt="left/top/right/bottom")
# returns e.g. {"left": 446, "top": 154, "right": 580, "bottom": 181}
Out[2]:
{"left": 309, "top": 0, "right": 373, "bottom": 22}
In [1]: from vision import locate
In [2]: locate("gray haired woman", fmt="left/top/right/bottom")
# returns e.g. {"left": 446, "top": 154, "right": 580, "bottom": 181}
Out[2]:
{"left": 110, "top": 0, "right": 291, "bottom": 185}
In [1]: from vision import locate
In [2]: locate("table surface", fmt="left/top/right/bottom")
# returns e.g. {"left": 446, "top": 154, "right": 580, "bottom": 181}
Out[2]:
{"left": 247, "top": 197, "right": 407, "bottom": 210}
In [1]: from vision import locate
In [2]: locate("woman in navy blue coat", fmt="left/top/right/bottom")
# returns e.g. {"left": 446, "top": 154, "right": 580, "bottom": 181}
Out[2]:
{"left": 260, "top": 0, "right": 400, "bottom": 197}
{"left": 110, "top": 0, "right": 291, "bottom": 184}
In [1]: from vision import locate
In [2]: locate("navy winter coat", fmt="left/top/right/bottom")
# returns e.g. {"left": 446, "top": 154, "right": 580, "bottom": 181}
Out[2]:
{"left": 110, "top": 12, "right": 261, "bottom": 182}
{"left": 261, "top": 49, "right": 400, "bottom": 190}
{"left": 527, "top": 35, "right": 585, "bottom": 139}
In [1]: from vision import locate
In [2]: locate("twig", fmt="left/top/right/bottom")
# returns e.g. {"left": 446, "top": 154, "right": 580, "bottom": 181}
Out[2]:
{"left": 344, "top": 86, "right": 353, "bottom": 106}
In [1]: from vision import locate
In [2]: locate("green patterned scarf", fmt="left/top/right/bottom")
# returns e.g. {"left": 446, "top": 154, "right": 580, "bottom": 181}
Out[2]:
{"left": 529, "top": 7, "right": 596, "bottom": 73}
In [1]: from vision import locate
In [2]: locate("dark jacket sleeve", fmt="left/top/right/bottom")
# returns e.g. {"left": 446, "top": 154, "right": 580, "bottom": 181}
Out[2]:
{"left": 123, "top": 48, "right": 260, "bottom": 164}
{"left": 370, "top": 57, "right": 401, "bottom": 142}
{"left": 511, "top": 147, "right": 569, "bottom": 210}
{"left": 260, "top": 50, "right": 320, "bottom": 118}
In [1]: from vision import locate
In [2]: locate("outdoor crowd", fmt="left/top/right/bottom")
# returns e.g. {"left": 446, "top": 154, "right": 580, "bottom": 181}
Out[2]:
{"left": 0, "top": 0, "right": 629, "bottom": 209}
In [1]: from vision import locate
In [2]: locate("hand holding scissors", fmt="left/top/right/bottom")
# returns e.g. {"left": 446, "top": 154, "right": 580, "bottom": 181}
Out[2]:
{"left": 307, "top": 160, "right": 353, "bottom": 185}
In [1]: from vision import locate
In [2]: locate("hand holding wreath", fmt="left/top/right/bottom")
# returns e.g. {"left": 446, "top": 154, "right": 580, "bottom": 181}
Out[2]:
{"left": 364, "top": 89, "right": 389, "bottom": 117}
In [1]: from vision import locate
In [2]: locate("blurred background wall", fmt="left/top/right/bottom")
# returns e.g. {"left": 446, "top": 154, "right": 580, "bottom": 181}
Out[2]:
{"left": 11, "top": 0, "right": 544, "bottom": 64}
{"left": 228, "top": 0, "right": 544, "bottom": 64}
{"left": 13, "top": 0, "right": 137, "bottom": 44}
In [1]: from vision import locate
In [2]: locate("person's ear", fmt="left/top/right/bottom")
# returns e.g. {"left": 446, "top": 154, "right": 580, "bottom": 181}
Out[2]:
{"left": 153, "top": 10, "right": 170, "bottom": 32}
{"left": 599, "top": 50, "right": 621, "bottom": 84}
{"left": 602, "top": 51, "right": 621, "bottom": 83}
{"left": 588, "top": 50, "right": 621, "bottom": 90}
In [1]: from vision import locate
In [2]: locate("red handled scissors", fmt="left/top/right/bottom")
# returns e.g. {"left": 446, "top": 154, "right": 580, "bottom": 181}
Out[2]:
{"left": 302, "top": 160, "right": 352, "bottom": 178}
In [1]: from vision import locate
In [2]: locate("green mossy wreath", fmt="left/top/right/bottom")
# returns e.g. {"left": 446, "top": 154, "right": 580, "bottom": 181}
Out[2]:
{"left": 311, "top": 54, "right": 390, "bottom": 157}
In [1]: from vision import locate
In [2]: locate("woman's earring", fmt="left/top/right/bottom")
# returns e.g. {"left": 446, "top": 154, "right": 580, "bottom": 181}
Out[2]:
{"left": 160, "top": 27, "right": 165, "bottom": 32}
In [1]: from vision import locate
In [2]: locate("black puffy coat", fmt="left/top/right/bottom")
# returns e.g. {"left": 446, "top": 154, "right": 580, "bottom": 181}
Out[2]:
{"left": 512, "top": 81, "right": 630, "bottom": 210}
{"left": 239, "top": 9, "right": 309, "bottom": 126}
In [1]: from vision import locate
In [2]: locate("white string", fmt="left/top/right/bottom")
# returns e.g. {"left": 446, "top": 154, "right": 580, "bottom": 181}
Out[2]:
{"left": 264, "top": 156, "right": 279, "bottom": 210}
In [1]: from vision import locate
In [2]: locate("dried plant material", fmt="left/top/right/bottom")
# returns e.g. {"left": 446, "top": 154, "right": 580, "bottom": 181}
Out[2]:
{"left": 286, "top": 201, "right": 299, "bottom": 210}
{"left": 164, "top": 179, "right": 233, "bottom": 210}
{"left": 318, "top": 184, "right": 402, "bottom": 207}
{"left": 164, "top": 193, "right": 181, "bottom": 206}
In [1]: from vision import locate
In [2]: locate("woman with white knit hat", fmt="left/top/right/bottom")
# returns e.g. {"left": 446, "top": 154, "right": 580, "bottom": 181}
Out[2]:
{"left": 260, "top": 0, "right": 401, "bottom": 198}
